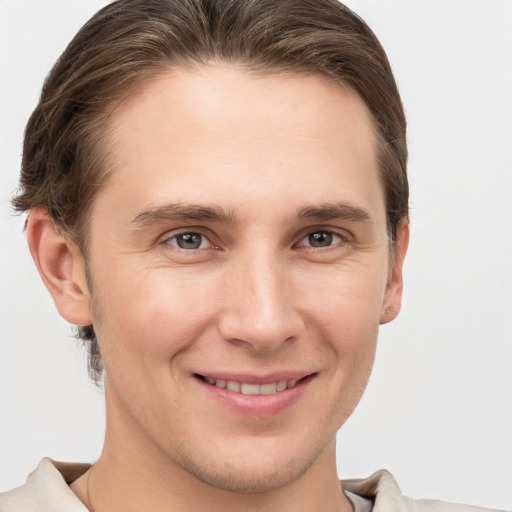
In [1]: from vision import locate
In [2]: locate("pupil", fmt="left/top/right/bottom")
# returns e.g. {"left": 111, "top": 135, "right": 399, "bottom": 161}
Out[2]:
{"left": 177, "top": 233, "right": 201, "bottom": 249}
{"left": 309, "top": 232, "right": 332, "bottom": 247}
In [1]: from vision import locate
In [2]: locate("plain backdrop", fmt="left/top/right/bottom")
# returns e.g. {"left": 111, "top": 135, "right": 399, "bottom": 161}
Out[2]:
{"left": 0, "top": 1, "right": 511, "bottom": 509}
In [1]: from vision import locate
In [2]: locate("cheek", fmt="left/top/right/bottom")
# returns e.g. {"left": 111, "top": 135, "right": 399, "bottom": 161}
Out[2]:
{"left": 305, "top": 258, "right": 388, "bottom": 333}
{"left": 90, "top": 265, "right": 221, "bottom": 373}
{"left": 303, "top": 261, "right": 385, "bottom": 388}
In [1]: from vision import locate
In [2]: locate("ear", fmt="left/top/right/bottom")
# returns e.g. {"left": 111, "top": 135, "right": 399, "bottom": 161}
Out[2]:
{"left": 26, "top": 208, "right": 93, "bottom": 326}
{"left": 380, "top": 220, "right": 409, "bottom": 325}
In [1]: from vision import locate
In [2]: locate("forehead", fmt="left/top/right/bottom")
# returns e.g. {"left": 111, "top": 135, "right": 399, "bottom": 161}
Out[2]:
{"left": 96, "top": 65, "right": 385, "bottom": 227}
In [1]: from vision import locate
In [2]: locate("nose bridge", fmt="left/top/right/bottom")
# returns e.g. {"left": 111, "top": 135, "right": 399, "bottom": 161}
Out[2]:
{"left": 218, "top": 245, "right": 302, "bottom": 351}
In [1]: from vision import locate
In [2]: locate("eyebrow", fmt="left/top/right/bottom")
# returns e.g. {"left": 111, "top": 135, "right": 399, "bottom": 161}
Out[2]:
{"left": 130, "top": 201, "right": 372, "bottom": 229}
{"left": 130, "top": 203, "right": 236, "bottom": 228}
{"left": 295, "top": 202, "right": 372, "bottom": 224}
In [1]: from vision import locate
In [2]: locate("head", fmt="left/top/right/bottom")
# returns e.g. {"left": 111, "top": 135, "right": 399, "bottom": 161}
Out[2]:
{"left": 15, "top": 0, "right": 408, "bottom": 495}
{"left": 14, "top": 0, "right": 407, "bottom": 384}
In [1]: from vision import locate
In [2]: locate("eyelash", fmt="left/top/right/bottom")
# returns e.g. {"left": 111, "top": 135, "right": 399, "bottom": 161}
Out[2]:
{"left": 162, "top": 228, "right": 349, "bottom": 252}
{"left": 164, "top": 231, "right": 216, "bottom": 251}
{"left": 294, "top": 230, "right": 348, "bottom": 249}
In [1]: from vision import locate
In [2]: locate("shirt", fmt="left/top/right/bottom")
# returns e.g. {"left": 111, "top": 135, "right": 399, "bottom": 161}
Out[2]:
{"left": 0, "top": 458, "right": 506, "bottom": 512}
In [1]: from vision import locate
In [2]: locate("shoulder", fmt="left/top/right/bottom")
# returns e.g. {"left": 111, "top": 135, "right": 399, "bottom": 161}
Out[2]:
{"left": 341, "top": 469, "right": 507, "bottom": 512}
{"left": 0, "top": 458, "right": 89, "bottom": 512}
{"left": 0, "top": 483, "right": 39, "bottom": 512}
{"left": 412, "top": 500, "right": 507, "bottom": 512}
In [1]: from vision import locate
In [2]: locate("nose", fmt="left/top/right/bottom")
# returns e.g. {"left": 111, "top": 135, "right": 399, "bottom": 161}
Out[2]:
{"left": 217, "top": 248, "right": 305, "bottom": 352}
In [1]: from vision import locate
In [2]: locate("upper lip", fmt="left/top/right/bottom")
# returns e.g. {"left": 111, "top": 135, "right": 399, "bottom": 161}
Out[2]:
{"left": 194, "top": 371, "right": 315, "bottom": 385}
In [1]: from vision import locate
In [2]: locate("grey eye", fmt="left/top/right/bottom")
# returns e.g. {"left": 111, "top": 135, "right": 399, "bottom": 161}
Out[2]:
{"left": 308, "top": 231, "right": 333, "bottom": 247}
{"left": 167, "top": 233, "right": 209, "bottom": 250}
{"left": 296, "top": 230, "right": 345, "bottom": 249}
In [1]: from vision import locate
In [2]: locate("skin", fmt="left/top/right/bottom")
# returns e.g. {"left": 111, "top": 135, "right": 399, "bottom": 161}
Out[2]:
{"left": 27, "top": 65, "right": 408, "bottom": 512}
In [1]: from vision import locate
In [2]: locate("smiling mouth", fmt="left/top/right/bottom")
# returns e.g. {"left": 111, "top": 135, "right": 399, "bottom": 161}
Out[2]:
{"left": 195, "top": 374, "right": 311, "bottom": 395}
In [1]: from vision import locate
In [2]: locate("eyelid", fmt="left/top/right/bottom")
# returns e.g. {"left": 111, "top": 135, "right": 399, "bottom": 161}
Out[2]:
{"left": 160, "top": 228, "right": 217, "bottom": 249}
{"left": 294, "top": 227, "right": 352, "bottom": 248}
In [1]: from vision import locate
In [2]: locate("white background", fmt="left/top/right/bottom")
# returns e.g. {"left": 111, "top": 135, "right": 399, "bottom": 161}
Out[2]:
{"left": 0, "top": 1, "right": 511, "bottom": 509}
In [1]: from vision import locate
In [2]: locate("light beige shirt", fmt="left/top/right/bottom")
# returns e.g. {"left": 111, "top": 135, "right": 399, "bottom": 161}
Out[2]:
{"left": 0, "top": 458, "right": 506, "bottom": 512}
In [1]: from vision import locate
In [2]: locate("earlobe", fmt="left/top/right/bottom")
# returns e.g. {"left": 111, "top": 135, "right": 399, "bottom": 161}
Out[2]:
{"left": 26, "top": 208, "right": 93, "bottom": 327}
{"left": 380, "top": 220, "right": 409, "bottom": 325}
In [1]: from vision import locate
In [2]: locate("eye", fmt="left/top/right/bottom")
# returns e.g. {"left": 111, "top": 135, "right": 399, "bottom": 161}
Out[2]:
{"left": 165, "top": 232, "right": 212, "bottom": 250}
{"left": 296, "top": 230, "right": 346, "bottom": 248}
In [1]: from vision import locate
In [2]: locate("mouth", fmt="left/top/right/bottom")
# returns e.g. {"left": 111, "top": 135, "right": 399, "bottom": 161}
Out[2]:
{"left": 193, "top": 372, "right": 316, "bottom": 418}
{"left": 194, "top": 374, "right": 312, "bottom": 395}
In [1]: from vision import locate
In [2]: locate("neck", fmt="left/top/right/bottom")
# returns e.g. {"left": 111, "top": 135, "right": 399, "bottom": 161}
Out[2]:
{"left": 77, "top": 443, "right": 351, "bottom": 512}
{"left": 71, "top": 382, "right": 352, "bottom": 512}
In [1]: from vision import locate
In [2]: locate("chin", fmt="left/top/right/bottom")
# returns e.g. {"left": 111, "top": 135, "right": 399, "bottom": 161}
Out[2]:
{"left": 184, "top": 461, "right": 309, "bottom": 494}
{"left": 175, "top": 442, "right": 324, "bottom": 494}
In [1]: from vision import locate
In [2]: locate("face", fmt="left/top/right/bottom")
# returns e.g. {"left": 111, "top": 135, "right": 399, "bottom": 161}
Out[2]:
{"left": 77, "top": 66, "right": 406, "bottom": 492}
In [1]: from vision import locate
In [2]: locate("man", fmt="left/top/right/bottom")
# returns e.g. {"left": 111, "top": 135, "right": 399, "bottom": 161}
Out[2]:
{"left": 0, "top": 1, "right": 507, "bottom": 511}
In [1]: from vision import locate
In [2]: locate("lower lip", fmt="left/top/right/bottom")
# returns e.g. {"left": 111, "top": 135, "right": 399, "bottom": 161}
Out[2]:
{"left": 195, "top": 375, "right": 315, "bottom": 418}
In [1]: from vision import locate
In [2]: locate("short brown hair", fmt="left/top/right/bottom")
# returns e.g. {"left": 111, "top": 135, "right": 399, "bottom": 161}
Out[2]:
{"left": 13, "top": 0, "right": 408, "bottom": 383}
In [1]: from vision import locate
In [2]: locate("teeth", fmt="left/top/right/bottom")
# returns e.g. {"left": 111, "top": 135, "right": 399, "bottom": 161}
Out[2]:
{"left": 260, "top": 383, "right": 277, "bottom": 394}
{"left": 203, "top": 376, "right": 302, "bottom": 395}
{"left": 276, "top": 380, "right": 287, "bottom": 392}
{"left": 241, "top": 383, "right": 260, "bottom": 395}
{"left": 227, "top": 381, "right": 241, "bottom": 392}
